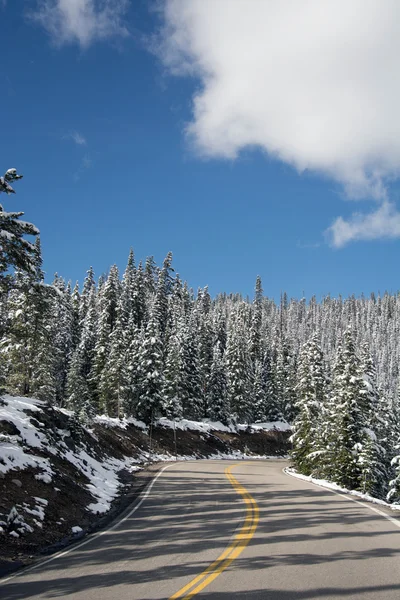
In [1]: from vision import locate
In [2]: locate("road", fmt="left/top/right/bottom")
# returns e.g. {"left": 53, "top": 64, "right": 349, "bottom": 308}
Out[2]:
{"left": 1, "top": 460, "right": 399, "bottom": 600}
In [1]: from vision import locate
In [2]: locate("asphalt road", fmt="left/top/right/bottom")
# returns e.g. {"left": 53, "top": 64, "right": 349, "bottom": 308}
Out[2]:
{"left": 1, "top": 460, "right": 399, "bottom": 600}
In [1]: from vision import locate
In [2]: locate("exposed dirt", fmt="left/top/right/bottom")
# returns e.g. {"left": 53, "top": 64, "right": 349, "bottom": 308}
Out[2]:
{"left": 0, "top": 404, "right": 290, "bottom": 577}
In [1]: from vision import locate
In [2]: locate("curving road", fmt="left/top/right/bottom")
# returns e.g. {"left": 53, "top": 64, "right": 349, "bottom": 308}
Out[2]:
{"left": 1, "top": 460, "right": 399, "bottom": 600}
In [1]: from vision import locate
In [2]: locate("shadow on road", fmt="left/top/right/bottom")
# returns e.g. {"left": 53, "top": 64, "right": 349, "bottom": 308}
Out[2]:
{"left": 2, "top": 461, "right": 400, "bottom": 599}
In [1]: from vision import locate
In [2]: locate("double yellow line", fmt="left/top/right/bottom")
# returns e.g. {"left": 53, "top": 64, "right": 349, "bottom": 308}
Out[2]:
{"left": 169, "top": 463, "right": 259, "bottom": 599}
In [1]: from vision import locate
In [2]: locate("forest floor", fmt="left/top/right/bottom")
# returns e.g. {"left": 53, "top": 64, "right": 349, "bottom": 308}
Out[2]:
{"left": 0, "top": 395, "right": 290, "bottom": 576}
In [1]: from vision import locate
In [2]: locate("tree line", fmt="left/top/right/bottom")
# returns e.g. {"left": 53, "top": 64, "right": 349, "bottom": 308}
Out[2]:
{"left": 0, "top": 198, "right": 399, "bottom": 503}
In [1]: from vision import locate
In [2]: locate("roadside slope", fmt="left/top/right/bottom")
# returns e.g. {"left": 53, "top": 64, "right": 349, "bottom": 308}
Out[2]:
{"left": 1, "top": 460, "right": 399, "bottom": 600}
{"left": 0, "top": 395, "right": 290, "bottom": 573}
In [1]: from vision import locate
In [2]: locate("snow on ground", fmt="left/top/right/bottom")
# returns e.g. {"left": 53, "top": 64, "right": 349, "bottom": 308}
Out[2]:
{"left": 62, "top": 447, "right": 136, "bottom": 514}
{"left": 94, "top": 414, "right": 147, "bottom": 430}
{"left": 238, "top": 421, "right": 292, "bottom": 432}
{"left": 1, "top": 393, "right": 291, "bottom": 536}
{"left": 0, "top": 395, "right": 141, "bottom": 520}
{"left": 285, "top": 468, "right": 400, "bottom": 512}
{"left": 0, "top": 396, "right": 54, "bottom": 480}
{"left": 157, "top": 418, "right": 291, "bottom": 433}
{"left": 71, "top": 526, "right": 83, "bottom": 534}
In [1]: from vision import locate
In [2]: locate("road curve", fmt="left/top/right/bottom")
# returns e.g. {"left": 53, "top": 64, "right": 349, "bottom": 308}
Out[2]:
{"left": 1, "top": 460, "right": 399, "bottom": 600}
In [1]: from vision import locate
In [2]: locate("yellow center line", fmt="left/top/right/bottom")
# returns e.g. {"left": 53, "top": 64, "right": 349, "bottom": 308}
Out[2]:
{"left": 169, "top": 463, "right": 260, "bottom": 600}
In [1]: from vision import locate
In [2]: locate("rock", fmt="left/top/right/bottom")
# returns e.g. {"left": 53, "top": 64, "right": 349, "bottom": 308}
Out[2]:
{"left": 11, "top": 479, "right": 22, "bottom": 488}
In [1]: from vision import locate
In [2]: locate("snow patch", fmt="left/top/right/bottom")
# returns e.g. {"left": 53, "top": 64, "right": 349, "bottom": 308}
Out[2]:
{"left": 94, "top": 414, "right": 147, "bottom": 430}
{"left": 71, "top": 526, "right": 83, "bottom": 534}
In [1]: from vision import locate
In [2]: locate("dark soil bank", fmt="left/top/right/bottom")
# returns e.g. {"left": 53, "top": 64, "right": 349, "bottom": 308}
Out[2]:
{"left": 0, "top": 405, "right": 290, "bottom": 576}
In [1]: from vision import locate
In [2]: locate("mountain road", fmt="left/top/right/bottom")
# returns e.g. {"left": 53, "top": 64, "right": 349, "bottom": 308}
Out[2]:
{"left": 1, "top": 459, "right": 399, "bottom": 600}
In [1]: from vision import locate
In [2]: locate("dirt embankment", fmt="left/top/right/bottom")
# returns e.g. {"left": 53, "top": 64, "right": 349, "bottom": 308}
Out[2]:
{"left": 0, "top": 398, "right": 290, "bottom": 576}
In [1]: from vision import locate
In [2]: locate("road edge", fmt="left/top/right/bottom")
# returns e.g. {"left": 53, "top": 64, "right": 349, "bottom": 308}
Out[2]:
{"left": 283, "top": 467, "right": 400, "bottom": 529}
{"left": 0, "top": 462, "right": 175, "bottom": 584}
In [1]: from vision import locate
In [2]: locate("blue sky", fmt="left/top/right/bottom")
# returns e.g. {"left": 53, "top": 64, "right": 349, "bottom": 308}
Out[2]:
{"left": 1, "top": 1, "right": 400, "bottom": 301}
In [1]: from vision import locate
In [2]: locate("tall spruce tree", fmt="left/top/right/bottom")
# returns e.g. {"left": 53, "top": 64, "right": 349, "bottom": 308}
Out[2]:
{"left": 291, "top": 336, "right": 326, "bottom": 475}
{"left": 136, "top": 314, "right": 165, "bottom": 424}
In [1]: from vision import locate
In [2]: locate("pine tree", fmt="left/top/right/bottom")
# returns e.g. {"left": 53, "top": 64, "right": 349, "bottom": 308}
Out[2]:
{"left": 226, "top": 307, "right": 252, "bottom": 423}
{"left": 207, "top": 341, "right": 229, "bottom": 423}
{"left": 163, "top": 330, "right": 184, "bottom": 420}
{"left": 0, "top": 197, "right": 39, "bottom": 281}
{"left": 329, "top": 329, "right": 368, "bottom": 489}
{"left": 180, "top": 319, "right": 202, "bottom": 420}
{"left": 66, "top": 287, "right": 97, "bottom": 414}
{"left": 136, "top": 315, "right": 165, "bottom": 424}
{"left": 99, "top": 297, "right": 127, "bottom": 417}
{"left": 197, "top": 287, "right": 214, "bottom": 417}
{"left": 291, "top": 336, "right": 326, "bottom": 475}
{"left": 131, "top": 261, "right": 147, "bottom": 328}
{"left": 3, "top": 238, "right": 56, "bottom": 400}
{"left": 120, "top": 317, "right": 142, "bottom": 418}
{"left": 357, "top": 344, "right": 387, "bottom": 497}
{"left": 153, "top": 251, "right": 174, "bottom": 341}
{"left": 90, "top": 265, "right": 120, "bottom": 412}
{"left": 249, "top": 276, "right": 264, "bottom": 364}
{"left": 51, "top": 276, "right": 74, "bottom": 405}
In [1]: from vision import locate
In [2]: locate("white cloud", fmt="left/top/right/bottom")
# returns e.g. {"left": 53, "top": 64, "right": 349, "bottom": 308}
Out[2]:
{"left": 31, "top": 0, "right": 129, "bottom": 48}
{"left": 327, "top": 202, "right": 400, "bottom": 247}
{"left": 159, "top": 1, "right": 400, "bottom": 245}
{"left": 64, "top": 131, "right": 87, "bottom": 146}
{"left": 159, "top": 0, "right": 400, "bottom": 200}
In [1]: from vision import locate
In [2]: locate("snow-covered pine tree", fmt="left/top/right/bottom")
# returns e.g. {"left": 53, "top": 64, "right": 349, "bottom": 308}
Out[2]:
{"left": 207, "top": 341, "right": 229, "bottom": 424}
{"left": 153, "top": 251, "right": 174, "bottom": 342}
{"left": 120, "top": 315, "right": 142, "bottom": 418}
{"left": 100, "top": 296, "right": 127, "bottom": 417}
{"left": 136, "top": 314, "right": 165, "bottom": 424}
{"left": 249, "top": 276, "right": 264, "bottom": 365}
{"left": 51, "top": 276, "right": 74, "bottom": 406}
{"left": 263, "top": 350, "right": 283, "bottom": 422}
{"left": 90, "top": 265, "right": 120, "bottom": 413}
{"left": 3, "top": 238, "right": 56, "bottom": 401}
{"left": 163, "top": 329, "right": 184, "bottom": 420}
{"left": 120, "top": 248, "right": 135, "bottom": 327}
{"left": 131, "top": 261, "right": 147, "bottom": 328}
{"left": 226, "top": 306, "right": 252, "bottom": 423}
{"left": 66, "top": 287, "right": 98, "bottom": 414}
{"left": 329, "top": 329, "right": 369, "bottom": 489}
{"left": 291, "top": 336, "right": 326, "bottom": 475}
{"left": 180, "top": 317, "right": 202, "bottom": 420}
{"left": 388, "top": 440, "right": 400, "bottom": 504}
{"left": 357, "top": 343, "right": 388, "bottom": 497}
{"left": 70, "top": 281, "right": 81, "bottom": 353}
{"left": 79, "top": 266, "right": 95, "bottom": 328}
{"left": 0, "top": 196, "right": 39, "bottom": 281}
{"left": 197, "top": 287, "right": 214, "bottom": 417}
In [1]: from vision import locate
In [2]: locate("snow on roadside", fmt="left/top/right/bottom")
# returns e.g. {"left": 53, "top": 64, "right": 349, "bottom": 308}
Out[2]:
{"left": 0, "top": 395, "right": 141, "bottom": 519}
{"left": 0, "top": 396, "right": 54, "bottom": 480}
{"left": 237, "top": 421, "right": 292, "bottom": 432}
{"left": 157, "top": 418, "right": 291, "bottom": 433}
{"left": 94, "top": 414, "right": 147, "bottom": 430}
{"left": 62, "top": 448, "right": 136, "bottom": 514}
{"left": 285, "top": 468, "right": 400, "bottom": 511}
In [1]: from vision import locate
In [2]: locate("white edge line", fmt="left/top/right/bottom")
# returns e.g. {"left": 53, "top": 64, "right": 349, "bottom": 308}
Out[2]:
{"left": 283, "top": 467, "right": 400, "bottom": 530}
{"left": 0, "top": 463, "right": 174, "bottom": 585}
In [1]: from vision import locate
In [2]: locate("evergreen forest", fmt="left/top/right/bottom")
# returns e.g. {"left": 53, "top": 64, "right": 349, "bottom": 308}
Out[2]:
{"left": 0, "top": 202, "right": 399, "bottom": 505}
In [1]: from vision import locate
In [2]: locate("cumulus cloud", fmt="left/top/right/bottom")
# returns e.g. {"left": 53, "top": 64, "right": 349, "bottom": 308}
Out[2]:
{"left": 31, "top": 0, "right": 129, "bottom": 48}
{"left": 159, "top": 0, "right": 400, "bottom": 245}
{"left": 328, "top": 202, "right": 400, "bottom": 247}
{"left": 64, "top": 130, "right": 87, "bottom": 146}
